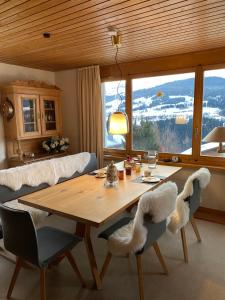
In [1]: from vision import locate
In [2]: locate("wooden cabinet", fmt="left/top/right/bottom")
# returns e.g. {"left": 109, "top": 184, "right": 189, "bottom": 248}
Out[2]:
{"left": 1, "top": 81, "right": 63, "bottom": 166}
{"left": 1, "top": 81, "right": 62, "bottom": 140}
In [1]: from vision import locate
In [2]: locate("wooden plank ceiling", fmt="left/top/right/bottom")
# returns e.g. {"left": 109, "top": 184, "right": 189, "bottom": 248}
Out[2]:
{"left": 0, "top": 0, "right": 224, "bottom": 71}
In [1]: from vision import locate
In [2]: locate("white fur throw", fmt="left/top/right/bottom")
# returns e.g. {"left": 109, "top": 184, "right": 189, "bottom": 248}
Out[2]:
{"left": 2, "top": 200, "right": 48, "bottom": 227}
{"left": 51, "top": 152, "right": 91, "bottom": 179}
{"left": 168, "top": 168, "right": 211, "bottom": 234}
{"left": 0, "top": 152, "right": 91, "bottom": 191}
{"left": 108, "top": 182, "right": 178, "bottom": 255}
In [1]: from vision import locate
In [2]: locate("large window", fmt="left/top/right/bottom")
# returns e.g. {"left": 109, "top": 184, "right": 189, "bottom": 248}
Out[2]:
{"left": 102, "top": 80, "right": 126, "bottom": 149}
{"left": 132, "top": 73, "right": 195, "bottom": 153}
{"left": 102, "top": 65, "right": 225, "bottom": 168}
{"left": 201, "top": 69, "right": 225, "bottom": 157}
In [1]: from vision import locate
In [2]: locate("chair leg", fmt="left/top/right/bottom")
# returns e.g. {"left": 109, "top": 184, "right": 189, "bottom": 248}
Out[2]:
{"left": 65, "top": 251, "right": 86, "bottom": 287}
{"left": 152, "top": 242, "right": 169, "bottom": 275}
{"left": 190, "top": 217, "right": 201, "bottom": 242}
{"left": 100, "top": 252, "right": 112, "bottom": 280}
{"left": 136, "top": 254, "right": 145, "bottom": 300}
{"left": 40, "top": 268, "right": 46, "bottom": 300}
{"left": 7, "top": 257, "right": 22, "bottom": 299}
{"left": 181, "top": 227, "right": 188, "bottom": 263}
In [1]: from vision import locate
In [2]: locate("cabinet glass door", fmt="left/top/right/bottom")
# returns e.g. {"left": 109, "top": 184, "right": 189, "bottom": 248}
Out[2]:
{"left": 41, "top": 97, "right": 59, "bottom": 135}
{"left": 19, "top": 95, "right": 41, "bottom": 137}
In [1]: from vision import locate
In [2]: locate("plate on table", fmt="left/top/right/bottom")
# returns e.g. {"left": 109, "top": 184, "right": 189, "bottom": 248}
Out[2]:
{"left": 93, "top": 169, "right": 106, "bottom": 175}
{"left": 142, "top": 176, "right": 160, "bottom": 183}
{"left": 95, "top": 173, "right": 106, "bottom": 178}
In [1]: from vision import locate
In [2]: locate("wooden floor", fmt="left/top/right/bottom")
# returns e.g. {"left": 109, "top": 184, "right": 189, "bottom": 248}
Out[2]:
{"left": 0, "top": 215, "right": 225, "bottom": 300}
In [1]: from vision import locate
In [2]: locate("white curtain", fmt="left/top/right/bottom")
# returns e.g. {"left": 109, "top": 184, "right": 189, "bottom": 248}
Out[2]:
{"left": 75, "top": 65, "right": 103, "bottom": 167}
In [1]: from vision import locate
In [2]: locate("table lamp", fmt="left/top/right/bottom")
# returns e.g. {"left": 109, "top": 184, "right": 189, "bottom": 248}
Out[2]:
{"left": 203, "top": 126, "right": 225, "bottom": 153}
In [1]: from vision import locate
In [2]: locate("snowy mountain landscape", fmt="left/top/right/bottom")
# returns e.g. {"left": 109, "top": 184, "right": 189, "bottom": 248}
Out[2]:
{"left": 103, "top": 77, "right": 225, "bottom": 153}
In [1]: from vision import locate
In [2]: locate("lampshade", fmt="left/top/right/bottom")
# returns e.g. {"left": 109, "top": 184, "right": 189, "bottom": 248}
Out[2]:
{"left": 175, "top": 115, "right": 187, "bottom": 125}
{"left": 203, "top": 127, "right": 225, "bottom": 142}
{"left": 107, "top": 111, "right": 129, "bottom": 135}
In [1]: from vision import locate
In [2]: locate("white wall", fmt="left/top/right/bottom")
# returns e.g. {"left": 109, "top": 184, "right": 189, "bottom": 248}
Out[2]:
{"left": 55, "top": 69, "right": 80, "bottom": 154}
{"left": 0, "top": 63, "right": 55, "bottom": 169}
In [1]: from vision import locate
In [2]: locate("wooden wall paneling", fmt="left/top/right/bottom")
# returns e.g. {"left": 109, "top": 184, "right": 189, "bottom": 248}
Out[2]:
{"left": 0, "top": 0, "right": 142, "bottom": 43}
{"left": 0, "top": 0, "right": 68, "bottom": 25}
{"left": 0, "top": 0, "right": 29, "bottom": 13}
{"left": 11, "top": 20, "right": 225, "bottom": 67}
{"left": 100, "top": 48, "right": 225, "bottom": 80}
{"left": 2, "top": 0, "right": 209, "bottom": 46}
{"left": 1, "top": 0, "right": 222, "bottom": 62}
{"left": 0, "top": 1, "right": 224, "bottom": 69}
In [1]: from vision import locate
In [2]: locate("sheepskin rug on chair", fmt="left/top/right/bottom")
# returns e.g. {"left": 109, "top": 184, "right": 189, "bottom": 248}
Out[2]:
{"left": 108, "top": 181, "right": 178, "bottom": 255}
{"left": 168, "top": 168, "right": 211, "bottom": 234}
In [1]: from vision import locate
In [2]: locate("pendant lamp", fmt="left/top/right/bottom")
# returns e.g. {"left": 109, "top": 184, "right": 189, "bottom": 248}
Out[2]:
{"left": 108, "top": 111, "right": 129, "bottom": 134}
{"left": 107, "top": 28, "right": 129, "bottom": 135}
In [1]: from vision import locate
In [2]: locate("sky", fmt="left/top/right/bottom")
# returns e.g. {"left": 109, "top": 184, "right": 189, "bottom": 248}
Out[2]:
{"left": 132, "top": 72, "right": 195, "bottom": 91}
{"left": 204, "top": 68, "right": 225, "bottom": 78}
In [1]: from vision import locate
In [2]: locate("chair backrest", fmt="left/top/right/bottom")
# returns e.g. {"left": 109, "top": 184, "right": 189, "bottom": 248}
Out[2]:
{"left": 137, "top": 216, "right": 167, "bottom": 254}
{"left": 0, "top": 205, "right": 39, "bottom": 266}
{"left": 184, "top": 179, "right": 201, "bottom": 216}
{"left": 134, "top": 181, "right": 177, "bottom": 253}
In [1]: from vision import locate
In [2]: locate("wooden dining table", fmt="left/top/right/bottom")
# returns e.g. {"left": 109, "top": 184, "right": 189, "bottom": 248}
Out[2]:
{"left": 18, "top": 163, "right": 181, "bottom": 289}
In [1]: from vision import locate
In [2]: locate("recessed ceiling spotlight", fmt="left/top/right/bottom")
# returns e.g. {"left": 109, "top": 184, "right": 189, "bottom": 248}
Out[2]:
{"left": 43, "top": 32, "right": 51, "bottom": 38}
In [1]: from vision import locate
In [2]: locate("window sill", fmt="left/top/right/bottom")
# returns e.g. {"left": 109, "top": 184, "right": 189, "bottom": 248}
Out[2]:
{"left": 157, "top": 160, "right": 225, "bottom": 172}
{"left": 104, "top": 152, "right": 225, "bottom": 172}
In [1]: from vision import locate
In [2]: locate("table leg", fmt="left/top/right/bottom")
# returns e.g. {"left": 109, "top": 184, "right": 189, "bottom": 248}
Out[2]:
{"left": 75, "top": 222, "right": 86, "bottom": 237}
{"left": 84, "top": 224, "right": 102, "bottom": 290}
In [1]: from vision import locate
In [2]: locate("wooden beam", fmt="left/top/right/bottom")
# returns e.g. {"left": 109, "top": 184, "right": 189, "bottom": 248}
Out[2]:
{"left": 100, "top": 47, "right": 225, "bottom": 80}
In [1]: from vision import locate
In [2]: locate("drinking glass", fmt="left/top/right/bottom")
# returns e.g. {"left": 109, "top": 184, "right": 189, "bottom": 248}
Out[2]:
{"left": 146, "top": 150, "right": 157, "bottom": 168}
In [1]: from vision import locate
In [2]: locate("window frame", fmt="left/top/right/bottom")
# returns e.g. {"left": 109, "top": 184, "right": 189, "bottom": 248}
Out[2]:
{"left": 102, "top": 79, "right": 127, "bottom": 151}
{"left": 198, "top": 64, "right": 225, "bottom": 167}
{"left": 102, "top": 64, "right": 225, "bottom": 169}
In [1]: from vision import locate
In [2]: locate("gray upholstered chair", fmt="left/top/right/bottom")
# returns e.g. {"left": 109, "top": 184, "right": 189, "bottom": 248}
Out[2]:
{"left": 180, "top": 179, "right": 202, "bottom": 263}
{"left": 0, "top": 205, "right": 85, "bottom": 300}
{"left": 98, "top": 182, "right": 177, "bottom": 300}
{"left": 168, "top": 168, "right": 211, "bottom": 263}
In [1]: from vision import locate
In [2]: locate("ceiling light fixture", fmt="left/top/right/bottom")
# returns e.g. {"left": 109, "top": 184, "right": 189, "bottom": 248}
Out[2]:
{"left": 107, "top": 27, "right": 129, "bottom": 135}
